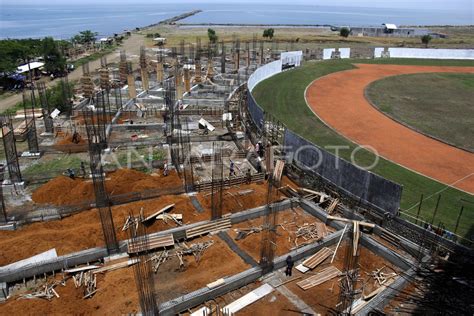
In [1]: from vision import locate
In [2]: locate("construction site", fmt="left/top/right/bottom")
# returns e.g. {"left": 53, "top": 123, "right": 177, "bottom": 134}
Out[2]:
{"left": 0, "top": 31, "right": 472, "bottom": 316}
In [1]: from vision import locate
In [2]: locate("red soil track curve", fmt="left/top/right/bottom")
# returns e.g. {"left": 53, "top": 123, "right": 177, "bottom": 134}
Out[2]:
{"left": 305, "top": 64, "right": 474, "bottom": 194}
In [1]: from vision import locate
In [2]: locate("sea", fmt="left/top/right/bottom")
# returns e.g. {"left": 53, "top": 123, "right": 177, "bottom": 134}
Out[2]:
{"left": 1, "top": 2, "right": 472, "bottom": 40}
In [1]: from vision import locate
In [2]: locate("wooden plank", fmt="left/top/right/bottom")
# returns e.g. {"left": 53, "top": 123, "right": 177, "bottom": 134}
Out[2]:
{"left": 142, "top": 204, "right": 175, "bottom": 222}
{"left": 272, "top": 160, "right": 285, "bottom": 182}
{"left": 326, "top": 215, "right": 375, "bottom": 228}
{"left": 191, "top": 307, "right": 210, "bottom": 316}
{"left": 297, "top": 266, "right": 341, "bottom": 290}
{"left": 326, "top": 198, "right": 339, "bottom": 214}
{"left": 295, "top": 264, "right": 310, "bottom": 274}
{"left": 222, "top": 283, "right": 273, "bottom": 314}
{"left": 127, "top": 234, "right": 174, "bottom": 253}
{"left": 92, "top": 259, "right": 139, "bottom": 274}
{"left": 302, "top": 247, "right": 333, "bottom": 269}
{"left": 186, "top": 218, "right": 231, "bottom": 239}
{"left": 207, "top": 278, "right": 225, "bottom": 289}
{"left": 331, "top": 224, "right": 348, "bottom": 263}
{"left": 64, "top": 265, "right": 100, "bottom": 273}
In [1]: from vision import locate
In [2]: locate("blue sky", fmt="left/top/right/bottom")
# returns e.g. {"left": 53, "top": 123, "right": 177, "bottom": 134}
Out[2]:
{"left": 2, "top": 0, "right": 473, "bottom": 11}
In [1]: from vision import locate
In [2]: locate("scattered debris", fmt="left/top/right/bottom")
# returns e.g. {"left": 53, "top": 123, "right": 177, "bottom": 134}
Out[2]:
{"left": 18, "top": 279, "right": 66, "bottom": 301}
{"left": 234, "top": 226, "right": 262, "bottom": 240}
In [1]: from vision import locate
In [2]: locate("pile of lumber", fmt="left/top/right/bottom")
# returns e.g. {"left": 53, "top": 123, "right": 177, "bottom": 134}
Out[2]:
{"left": 177, "top": 240, "right": 214, "bottom": 264}
{"left": 296, "top": 247, "right": 333, "bottom": 273}
{"left": 185, "top": 218, "right": 231, "bottom": 239}
{"left": 127, "top": 233, "right": 174, "bottom": 253}
{"left": 72, "top": 271, "right": 97, "bottom": 299}
{"left": 148, "top": 250, "right": 170, "bottom": 273}
{"left": 294, "top": 222, "right": 327, "bottom": 247}
{"left": 235, "top": 226, "right": 262, "bottom": 240}
{"left": 297, "top": 266, "right": 341, "bottom": 290}
{"left": 369, "top": 266, "right": 398, "bottom": 287}
{"left": 298, "top": 188, "right": 329, "bottom": 203}
{"left": 18, "top": 279, "right": 65, "bottom": 300}
{"left": 142, "top": 204, "right": 175, "bottom": 223}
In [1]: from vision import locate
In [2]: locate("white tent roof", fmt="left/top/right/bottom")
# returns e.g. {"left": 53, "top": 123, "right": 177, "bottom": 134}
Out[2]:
{"left": 17, "top": 62, "right": 44, "bottom": 73}
{"left": 383, "top": 23, "right": 397, "bottom": 30}
{"left": 153, "top": 37, "right": 167, "bottom": 42}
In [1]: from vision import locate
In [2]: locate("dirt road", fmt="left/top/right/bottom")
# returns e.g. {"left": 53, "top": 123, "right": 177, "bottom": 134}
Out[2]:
{"left": 305, "top": 63, "right": 474, "bottom": 194}
{"left": 0, "top": 33, "right": 144, "bottom": 113}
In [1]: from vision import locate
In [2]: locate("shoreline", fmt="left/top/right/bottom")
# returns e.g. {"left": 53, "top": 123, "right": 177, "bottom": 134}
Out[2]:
{"left": 175, "top": 23, "right": 474, "bottom": 28}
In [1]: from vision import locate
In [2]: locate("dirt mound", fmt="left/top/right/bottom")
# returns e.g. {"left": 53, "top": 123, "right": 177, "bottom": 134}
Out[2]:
{"left": 0, "top": 193, "right": 201, "bottom": 266}
{"left": 32, "top": 169, "right": 183, "bottom": 206}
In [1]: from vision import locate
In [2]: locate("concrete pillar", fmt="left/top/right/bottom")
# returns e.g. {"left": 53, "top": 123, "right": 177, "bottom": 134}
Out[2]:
{"left": 127, "top": 74, "right": 137, "bottom": 99}
{"left": 141, "top": 67, "right": 149, "bottom": 91}
{"left": 194, "top": 59, "right": 202, "bottom": 83}
{"left": 234, "top": 50, "right": 240, "bottom": 72}
{"left": 156, "top": 62, "right": 164, "bottom": 83}
{"left": 184, "top": 68, "right": 191, "bottom": 92}
{"left": 206, "top": 58, "right": 214, "bottom": 79}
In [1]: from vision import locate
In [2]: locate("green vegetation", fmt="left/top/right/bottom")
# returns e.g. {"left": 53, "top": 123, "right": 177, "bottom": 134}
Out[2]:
{"left": 71, "top": 30, "right": 98, "bottom": 47}
{"left": 73, "top": 44, "right": 117, "bottom": 68}
{"left": 0, "top": 38, "right": 69, "bottom": 74}
{"left": 366, "top": 73, "right": 474, "bottom": 152}
{"left": 2, "top": 81, "right": 73, "bottom": 115}
{"left": 421, "top": 34, "right": 432, "bottom": 48}
{"left": 263, "top": 28, "right": 275, "bottom": 40}
{"left": 23, "top": 156, "right": 84, "bottom": 179}
{"left": 253, "top": 58, "right": 474, "bottom": 239}
{"left": 339, "top": 27, "right": 350, "bottom": 38}
{"left": 207, "top": 28, "right": 218, "bottom": 44}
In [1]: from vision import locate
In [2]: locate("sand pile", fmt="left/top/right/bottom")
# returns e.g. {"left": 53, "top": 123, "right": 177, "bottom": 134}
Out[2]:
{"left": 32, "top": 168, "right": 183, "bottom": 206}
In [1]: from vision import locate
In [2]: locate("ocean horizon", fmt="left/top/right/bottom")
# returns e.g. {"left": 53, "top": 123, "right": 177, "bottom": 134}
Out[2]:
{"left": 1, "top": 2, "right": 472, "bottom": 40}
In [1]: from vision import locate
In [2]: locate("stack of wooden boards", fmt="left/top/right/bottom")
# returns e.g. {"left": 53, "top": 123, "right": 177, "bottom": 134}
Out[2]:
{"left": 185, "top": 218, "right": 231, "bottom": 239}
{"left": 295, "top": 247, "right": 333, "bottom": 273}
{"left": 297, "top": 266, "right": 342, "bottom": 290}
{"left": 127, "top": 234, "right": 174, "bottom": 253}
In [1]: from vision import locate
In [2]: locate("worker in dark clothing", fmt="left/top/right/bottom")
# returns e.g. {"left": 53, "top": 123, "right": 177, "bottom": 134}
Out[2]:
{"left": 66, "top": 168, "right": 75, "bottom": 180}
{"left": 245, "top": 168, "right": 252, "bottom": 184}
{"left": 71, "top": 131, "right": 80, "bottom": 144}
{"left": 229, "top": 161, "right": 236, "bottom": 177}
{"left": 285, "top": 255, "right": 294, "bottom": 276}
{"left": 80, "top": 161, "right": 86, "bottom": 178}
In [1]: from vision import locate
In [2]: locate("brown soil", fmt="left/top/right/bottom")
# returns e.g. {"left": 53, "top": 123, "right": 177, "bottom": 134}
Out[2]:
{"left": 2, "top": 235, "right": 249, "bottom": 314}
{"left": 186, "top": 280, "right": 297, "bottom": 315}
{"left": 195, "top": 181, "right": 278, "bottom": 215}
{"left": 32, "top": 168, "right": 183, "bottom": 206}
{"left": 285, "top": 241, "right": 401, "bottom": 315}
{"left": 0, "top": 193, "right": 197, "bottom": 266}
{"left": 305, "top": 64, "right": 474, "bottom": 193}
{"left": 0, "top": 268, "right": 139, "bottom": 315}
{"left": 228, "top": 207, "right": 335, "bottom": 261}
{"left": 55, "top": 134, "right": 87, "bottom": 146}
{"left": 153, "top": 235, "right": 250, "bottom": 302}
{"left": 237, "top": 288, "right": 297, "bottom": 315}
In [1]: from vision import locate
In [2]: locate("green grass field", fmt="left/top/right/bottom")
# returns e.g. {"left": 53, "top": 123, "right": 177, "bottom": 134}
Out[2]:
{"left": 252, "top": 58, "right": 474, "bottom": 240}
{"left": 366, "top": 72, "right": 474, "bottom": 152}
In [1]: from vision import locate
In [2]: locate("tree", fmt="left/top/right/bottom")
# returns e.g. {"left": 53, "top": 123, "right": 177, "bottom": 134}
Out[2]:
{"left": 42, "top": 37, "right": 66, "bottom": 75}
{"left": 421, "top": 35, "right": 432, "bottom": 48}
{"left": 207, "top": 28, "right": 218, "bottom": 44}
{"left": 78, "top": 30, "right": 98, "bottom": 45}
{"left": 339, "top": 27, "right": 350, "bottom": 38}
{"left": 263, "top": 28, "right": 275, "bottom": 40}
